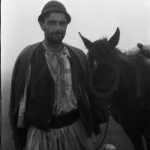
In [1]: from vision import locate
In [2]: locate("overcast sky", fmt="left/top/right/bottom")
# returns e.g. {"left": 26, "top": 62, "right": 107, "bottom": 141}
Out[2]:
{"left": 1, "top": 0, "right": 150, "bottom": 79}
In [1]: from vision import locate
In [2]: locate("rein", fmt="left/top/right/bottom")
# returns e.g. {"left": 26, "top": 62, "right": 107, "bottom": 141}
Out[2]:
{"left": 95, "top": 109, "right": 111, "bottom": 150}
{"left": 95, "top": 96, "right": 117, "bottom": 150}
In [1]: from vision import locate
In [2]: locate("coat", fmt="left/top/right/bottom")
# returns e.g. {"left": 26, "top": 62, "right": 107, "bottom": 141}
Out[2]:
{"left": 9, "top": 42, "right": 101, "bottom": 150}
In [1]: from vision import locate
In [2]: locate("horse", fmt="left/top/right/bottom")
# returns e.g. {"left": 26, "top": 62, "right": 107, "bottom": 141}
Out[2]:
{"left": 79, "top": 28, "right": 150, "bottom": 150}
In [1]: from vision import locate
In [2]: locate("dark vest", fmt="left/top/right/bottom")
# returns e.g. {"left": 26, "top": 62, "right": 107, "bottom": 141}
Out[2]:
{"left": 25, "top": 43, "right": 94, "bottom": 133}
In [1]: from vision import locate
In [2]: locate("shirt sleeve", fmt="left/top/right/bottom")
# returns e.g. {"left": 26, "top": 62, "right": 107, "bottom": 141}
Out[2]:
{"left": 17, "top": 65, "right": 31, "bottom": 128}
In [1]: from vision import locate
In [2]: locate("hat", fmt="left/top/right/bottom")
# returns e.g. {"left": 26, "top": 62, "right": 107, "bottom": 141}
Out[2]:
{"left": 38, "top": 1, "right": 71, "bottom": 24}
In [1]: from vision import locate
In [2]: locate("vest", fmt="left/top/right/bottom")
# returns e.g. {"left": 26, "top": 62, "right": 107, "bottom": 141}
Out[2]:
{"left": 25, "top": 43, "right": 94, "bottom": 132}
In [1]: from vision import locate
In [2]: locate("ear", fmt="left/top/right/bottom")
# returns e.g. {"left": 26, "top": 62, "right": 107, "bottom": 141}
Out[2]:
{"left": 108, "top": 27, "right": 120, "bottom": 48}
{"left": 39, "top": 22, "right": 45, "bottom": 31}
{"left": 79, "top": 32, "right": 93, "bottom": 50}
{"left": 137, "top": 43, "right": 143, "bottom": 49}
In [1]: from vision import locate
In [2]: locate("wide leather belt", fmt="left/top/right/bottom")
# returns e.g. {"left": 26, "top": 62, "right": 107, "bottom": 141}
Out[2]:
{"left": 50, "top": 109, "right": 80, "bottom": 129}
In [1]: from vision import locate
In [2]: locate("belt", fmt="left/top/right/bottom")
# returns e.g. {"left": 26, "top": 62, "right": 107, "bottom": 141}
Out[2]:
{"left": 50, "top": 109, "right": 80, "bottom": 129}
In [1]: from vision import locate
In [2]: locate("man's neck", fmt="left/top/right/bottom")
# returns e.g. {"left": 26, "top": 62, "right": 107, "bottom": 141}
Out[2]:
{"left": 43, "top": 39, "right": 63, "bottom": 53}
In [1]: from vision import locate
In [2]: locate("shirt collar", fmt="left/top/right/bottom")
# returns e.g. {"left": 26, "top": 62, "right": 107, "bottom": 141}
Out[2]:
{"left": 42, "top": 41, "right": 71, "bottom": 58}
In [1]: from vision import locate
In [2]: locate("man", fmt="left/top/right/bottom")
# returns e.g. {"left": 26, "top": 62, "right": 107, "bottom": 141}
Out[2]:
{"left": 9, "top": 1, "right": 100, "bottom": 150}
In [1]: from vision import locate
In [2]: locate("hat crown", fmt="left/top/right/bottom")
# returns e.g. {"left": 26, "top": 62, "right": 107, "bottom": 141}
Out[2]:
{"left": 41, "top": 1, "right": 66, "bottom": 14}
{"left": 38, "top": 1, "right": 71, "bottom": 23}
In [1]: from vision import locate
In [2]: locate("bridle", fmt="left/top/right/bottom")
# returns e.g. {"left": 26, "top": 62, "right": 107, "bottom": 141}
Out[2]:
{"left": 88, "top": 58, "right": 120, "bottom": 150}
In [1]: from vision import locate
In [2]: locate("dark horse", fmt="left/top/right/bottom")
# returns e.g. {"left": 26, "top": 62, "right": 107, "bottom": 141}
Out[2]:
{"left": 79, "top": 28, "right": 150, "bottom": 150}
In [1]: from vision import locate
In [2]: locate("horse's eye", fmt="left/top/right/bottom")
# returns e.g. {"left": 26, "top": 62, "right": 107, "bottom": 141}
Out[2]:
{"left": 93, "top": 60, "right": 98, "bottom": 68}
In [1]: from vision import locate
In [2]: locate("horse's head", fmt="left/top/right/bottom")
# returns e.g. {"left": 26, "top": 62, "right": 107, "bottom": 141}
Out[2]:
{"left": 79, "top": 28, "right": 120, "bottom": 96}
{"left": 79, "top": 28, "right": 120, "bottom": 117}
{"left": 79, "top": 28, "right": 120, "bottom": 70}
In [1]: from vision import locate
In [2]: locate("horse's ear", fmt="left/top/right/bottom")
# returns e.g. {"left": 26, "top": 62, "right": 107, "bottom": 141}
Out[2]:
{"left": 109, "top": 27, "right": 120, "bottom": 48}
{"left": 79, "top": 32, "right": 92, "bottom": 50}
{"left": 137, "top": 43, "right": 143, "bottom": 49}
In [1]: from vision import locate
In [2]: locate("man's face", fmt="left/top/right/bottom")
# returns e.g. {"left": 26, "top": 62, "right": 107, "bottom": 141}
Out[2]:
{"left": 41, "top": 12, "right": 68, "bottom": 44}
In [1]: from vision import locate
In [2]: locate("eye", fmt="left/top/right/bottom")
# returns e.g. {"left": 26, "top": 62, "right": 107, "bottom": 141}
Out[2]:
{"left": 60, "top": 21, "right": 67, "bottom": 26}
{"left": 47, "top": 21, "right": 56, "bottom": 26}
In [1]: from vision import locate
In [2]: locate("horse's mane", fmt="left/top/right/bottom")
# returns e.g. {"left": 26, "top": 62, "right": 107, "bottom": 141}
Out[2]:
{"left": 93, "top": 38, "right": 128, "bottom": 60}
{"left": 90, "top": 37, "right": 150, "bottom": 65}
{"left": 94, "top": 38, "right": 109, "bottom": 47}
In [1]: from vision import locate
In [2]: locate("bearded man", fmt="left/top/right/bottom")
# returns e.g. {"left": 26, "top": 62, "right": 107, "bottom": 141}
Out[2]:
{"left": 9, "top": 1, "right": 101, "bottom": 150}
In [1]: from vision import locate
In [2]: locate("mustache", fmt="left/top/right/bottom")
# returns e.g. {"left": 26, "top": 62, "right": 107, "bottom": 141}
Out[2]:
{"left": 52, "top": 31, "right": 64, "bottom": 34}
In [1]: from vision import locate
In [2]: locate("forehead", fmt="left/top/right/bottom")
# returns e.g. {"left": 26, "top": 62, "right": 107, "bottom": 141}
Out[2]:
{"left": 45, "top": 12, "right": 67, "bottom": 22}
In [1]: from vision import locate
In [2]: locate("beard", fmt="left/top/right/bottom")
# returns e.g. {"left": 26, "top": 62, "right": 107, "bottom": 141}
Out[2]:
{"left": 45, "top": 31, "right": 65, "bottom": 44}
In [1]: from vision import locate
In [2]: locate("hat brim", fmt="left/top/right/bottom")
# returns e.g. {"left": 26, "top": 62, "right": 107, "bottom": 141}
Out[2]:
{"left": 38, "top": 11, "right": 71, "bottom": 24}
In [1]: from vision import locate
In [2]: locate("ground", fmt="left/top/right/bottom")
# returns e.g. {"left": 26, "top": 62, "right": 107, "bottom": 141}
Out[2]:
{"left": 92, "top": 116, "right": 134, "bottom": 150}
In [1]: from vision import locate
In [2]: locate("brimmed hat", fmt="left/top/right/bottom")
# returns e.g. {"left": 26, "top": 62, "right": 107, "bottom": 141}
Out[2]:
{"left": 38, "top": 1, "right": 71, "bottom": 24}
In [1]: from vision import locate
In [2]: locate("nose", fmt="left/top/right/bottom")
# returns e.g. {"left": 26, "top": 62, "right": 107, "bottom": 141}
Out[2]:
{"left": 55, "top": 23, "right": 62, "bottom": 31}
